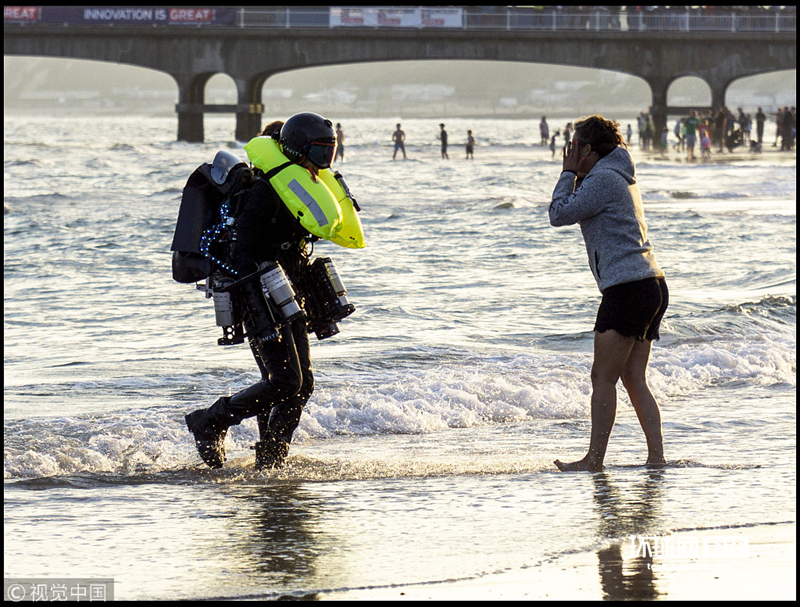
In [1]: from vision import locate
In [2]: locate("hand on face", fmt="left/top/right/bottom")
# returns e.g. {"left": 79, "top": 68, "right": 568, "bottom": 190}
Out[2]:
{"left": 562, "top": 140, "right": 595, "bottom": 179}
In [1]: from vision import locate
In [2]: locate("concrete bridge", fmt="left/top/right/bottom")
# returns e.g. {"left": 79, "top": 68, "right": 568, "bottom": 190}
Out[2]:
{"left": 4, "top": 6, "right": 796, "bottom": 142}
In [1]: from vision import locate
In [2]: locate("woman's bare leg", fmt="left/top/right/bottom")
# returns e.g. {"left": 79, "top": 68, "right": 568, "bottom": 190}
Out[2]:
{"left": 621, "top": 339, "right": 666, "bottom": 466}
{"left": 555, "top": 330, "right": 636, "bottom": 471}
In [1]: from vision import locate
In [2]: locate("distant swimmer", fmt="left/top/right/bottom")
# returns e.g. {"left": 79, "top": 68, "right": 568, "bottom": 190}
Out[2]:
{"left": 548, "top": 115, "right": 669, "bottom": 472}
{"left": 466, "top": 130, "right": 475, "bottom": 160}
{"left": 392, "top": 123, "right": 407, "bottom": 160}
{"left": 335, "top": 122, "right": 345, "bottom": 163}
{"left": 439, "top": 123, "right": 449, "bottom": 159}
{"left": 550, "top": 130, "right": 560, "bottom": 159}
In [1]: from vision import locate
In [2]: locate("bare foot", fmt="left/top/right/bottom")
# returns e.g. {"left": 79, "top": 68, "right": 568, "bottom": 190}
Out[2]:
{"left": 554, "top": 458, "right": 603, "bottom": 472}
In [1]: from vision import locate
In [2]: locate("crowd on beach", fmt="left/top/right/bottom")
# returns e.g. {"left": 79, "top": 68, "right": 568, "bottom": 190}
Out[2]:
{"left": 538, "top": 107, "right": 795, "bottom": 162}
{"left": 637, "top": 106, "right": 796, "bottom": 160}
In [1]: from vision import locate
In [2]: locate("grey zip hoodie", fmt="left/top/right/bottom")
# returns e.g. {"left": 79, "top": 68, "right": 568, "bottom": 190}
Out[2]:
{"left": 549, "top": 146, "right": 663, "bottom": 293}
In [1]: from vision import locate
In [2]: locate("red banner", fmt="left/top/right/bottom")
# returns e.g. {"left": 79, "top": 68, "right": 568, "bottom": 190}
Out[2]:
{"left": 4, "top": 6, "right": 41, "bottom": 21}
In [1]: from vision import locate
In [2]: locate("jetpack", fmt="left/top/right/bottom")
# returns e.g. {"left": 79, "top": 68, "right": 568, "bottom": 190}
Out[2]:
{"left": 171, "top": 149, "right": 357, "bottom": 346}
{"left": 199, "top": 255, "right": 356, "bottom": 346}
{"left": 170, "top": 150, "right": 252, "bottom": 284}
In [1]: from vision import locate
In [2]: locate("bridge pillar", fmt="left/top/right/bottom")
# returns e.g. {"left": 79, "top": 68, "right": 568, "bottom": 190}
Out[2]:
{"left": 175, "top": 104, "right": 264, "bottom": 142}
{"left": 175, "top": 75, "right": 208, "bottom": 143}
{"left": 234, "top": 75, "right": 269, "bottom": 142}
{"left": 710, "top": 85, "right": 727, "bottom": 113}
{"left": 647, "top": 78, "right": 669, "bottom": 150}
{"left": 235, "top": 106, "right": 262, "bottom": 142}
{"left": 176, "top": 107, "right": 204, "bottom": 143}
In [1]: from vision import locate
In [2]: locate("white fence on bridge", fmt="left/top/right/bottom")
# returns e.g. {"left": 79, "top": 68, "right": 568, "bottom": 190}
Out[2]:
{"left": 239, "top": 7, "right": 795, "bottom": 33}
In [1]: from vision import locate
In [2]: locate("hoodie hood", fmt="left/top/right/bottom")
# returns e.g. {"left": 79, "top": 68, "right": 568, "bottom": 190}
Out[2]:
{"left": 595, "top": 146, "right": 636, "bottom": 185}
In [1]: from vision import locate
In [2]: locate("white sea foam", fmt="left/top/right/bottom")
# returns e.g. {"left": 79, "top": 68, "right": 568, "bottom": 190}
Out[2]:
{"left": 4, "top": 323, "right": 793, "bottom": 480}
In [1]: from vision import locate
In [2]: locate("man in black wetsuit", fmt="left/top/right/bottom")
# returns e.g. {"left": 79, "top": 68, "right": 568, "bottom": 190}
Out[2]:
{"left": 185, "top": 113, "right": 338, "bottom": 471}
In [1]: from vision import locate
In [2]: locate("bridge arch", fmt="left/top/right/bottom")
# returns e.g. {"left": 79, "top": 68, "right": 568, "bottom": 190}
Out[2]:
{"left": 206, "top": 73, "right": 237, "bottom": 104}
{"left": 4, "top": 55, "right": 179, "bottom": 114}
{"left": 254, "top": 58, "right": 655, "bottom": 121}
{"left": 204, "top": 73, "right": 238, "bottom": 135}
{"left": 667, "top": 76, "right": 713, "bottom": 108}
{"left": 727, "top": 68, "right": 797, "bottom": 109}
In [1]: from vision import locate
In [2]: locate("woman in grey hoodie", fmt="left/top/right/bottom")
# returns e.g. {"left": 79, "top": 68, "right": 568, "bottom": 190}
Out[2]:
{"left": 549, "top": 115, "right": 669, "bottom": 472}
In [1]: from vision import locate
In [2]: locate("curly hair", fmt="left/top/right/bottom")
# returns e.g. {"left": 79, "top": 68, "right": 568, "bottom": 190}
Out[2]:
{"left": 573, "top": 115, "right": 626, "bottom": 158}
{"left": 260, "top": 120, "right": 285, "bottom": 139}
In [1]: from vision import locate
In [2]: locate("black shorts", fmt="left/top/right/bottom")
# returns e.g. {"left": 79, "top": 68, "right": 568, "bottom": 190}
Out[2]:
{"left": 594, "top": 277, "right": 669, "bottom": 341}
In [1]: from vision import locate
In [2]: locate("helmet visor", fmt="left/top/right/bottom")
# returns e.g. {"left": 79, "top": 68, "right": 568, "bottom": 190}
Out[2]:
{"left": 306, "top": 141, "right": 337, "bottom": 169}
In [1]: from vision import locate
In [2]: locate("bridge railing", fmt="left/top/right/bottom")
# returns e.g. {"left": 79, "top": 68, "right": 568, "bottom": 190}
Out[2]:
{"left": 5, "top": 6, "right": 795, "bottom": 33}
{"left": 235, "top": 7, "right": 796, "bottom": 33}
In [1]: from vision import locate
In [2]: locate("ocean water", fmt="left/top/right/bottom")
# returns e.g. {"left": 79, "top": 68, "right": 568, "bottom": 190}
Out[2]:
{"left": 4, "top": 114, "right": 796, "bottom": 600}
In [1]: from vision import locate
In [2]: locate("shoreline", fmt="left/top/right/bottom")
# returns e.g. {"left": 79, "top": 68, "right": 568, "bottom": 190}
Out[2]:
{"left": 633, "top": 143, "right": 796, "bottom": 165}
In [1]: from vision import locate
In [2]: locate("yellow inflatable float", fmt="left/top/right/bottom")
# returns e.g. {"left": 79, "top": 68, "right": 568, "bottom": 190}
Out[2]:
{"left": 244, "top": 136, "right": 365, "bottom": 249}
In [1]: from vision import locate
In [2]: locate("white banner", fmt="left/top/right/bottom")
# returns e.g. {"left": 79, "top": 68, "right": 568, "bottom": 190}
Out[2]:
{"left": 331, "top": 7, "right": 378, "bottom": 27}
{"left": 331, "top": 7, "right": 462, "bottom": 28}
{"left": 377, "top": 7, "right": 419, "bottom": 27}
{"left": 421, "top": 8, "right": 462, "bottom": 28}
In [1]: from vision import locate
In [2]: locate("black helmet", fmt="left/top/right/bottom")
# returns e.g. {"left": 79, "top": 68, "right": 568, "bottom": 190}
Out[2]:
{"left": 279, "top": 112, "right": 337, "bottom": 169}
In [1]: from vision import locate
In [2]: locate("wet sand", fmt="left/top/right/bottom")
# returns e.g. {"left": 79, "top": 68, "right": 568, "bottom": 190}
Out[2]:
{"left": 333, "top": 522, "right": 796, "bottom": 600}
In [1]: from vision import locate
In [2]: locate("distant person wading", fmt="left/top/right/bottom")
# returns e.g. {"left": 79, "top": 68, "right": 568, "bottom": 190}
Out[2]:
{"left": 392, "top": 123, "right": 407, "bottom": 160}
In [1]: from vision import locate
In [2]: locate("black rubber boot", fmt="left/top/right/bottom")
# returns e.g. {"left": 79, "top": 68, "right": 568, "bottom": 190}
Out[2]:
{"left": 252, "top": 434, "right": 289, "bottom": 471}
{"left": 185, "top": 399, "right": 230, "bottom": 469}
